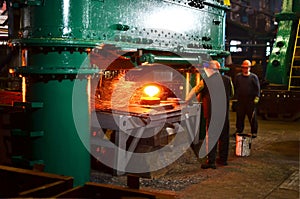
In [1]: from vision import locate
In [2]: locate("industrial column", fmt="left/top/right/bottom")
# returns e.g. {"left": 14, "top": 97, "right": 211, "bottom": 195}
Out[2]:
{"left": 11, "top": 0, "right": 99, "bottom": 186}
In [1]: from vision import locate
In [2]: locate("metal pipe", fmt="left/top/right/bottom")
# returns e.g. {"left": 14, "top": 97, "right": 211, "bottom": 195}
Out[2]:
{"left": 140, "top": 54, "right": 203, "bottom": 65}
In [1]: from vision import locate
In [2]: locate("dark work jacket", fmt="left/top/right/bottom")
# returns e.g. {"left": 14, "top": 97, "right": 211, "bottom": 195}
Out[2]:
{"left": 234, "top": 72, "right": 260, "bottom": 101}
{"left": 201, "top": 73, "right": 233, "bottom": 121}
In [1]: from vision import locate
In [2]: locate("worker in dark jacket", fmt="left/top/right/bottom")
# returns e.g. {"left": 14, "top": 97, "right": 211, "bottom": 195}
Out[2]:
{"left": 234, "top": 60, "right": 260, "bottom": 138}
{"left": 216, "top": 63, "right": 234, "bottom": 166}
{"left": 200, "top": 60, "right": 234, "bottom": 168}
{"left": 186, "top": 60, "right": 234, "bottom": 169}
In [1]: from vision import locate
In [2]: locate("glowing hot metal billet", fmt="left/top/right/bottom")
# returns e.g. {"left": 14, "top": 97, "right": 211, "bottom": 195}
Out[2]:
{"left": 140, "top": 85, "right": 161, "bottom": 105}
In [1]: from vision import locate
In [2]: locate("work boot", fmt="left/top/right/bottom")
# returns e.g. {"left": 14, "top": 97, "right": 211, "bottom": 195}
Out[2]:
{"left": 201, "top": 163, "right": 216, "bottom": 169}
{"left": 252, "top": 133, "right": 257, "bottom": 138}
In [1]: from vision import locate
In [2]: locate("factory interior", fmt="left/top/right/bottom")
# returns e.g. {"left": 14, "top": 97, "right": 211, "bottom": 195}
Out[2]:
{"left": 0, "top": 0, "right": 299, "bottom": 198}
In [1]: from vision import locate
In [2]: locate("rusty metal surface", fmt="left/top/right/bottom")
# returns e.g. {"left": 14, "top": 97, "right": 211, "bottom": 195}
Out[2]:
{"left": 0, "top": 91, "right": 22, "bottom": 106}
{"left": 96, "top": 102, "right": 181, "bottom": 117}
{"left": 55, "top": 181, "right": 176, "bottom": 199}
{"left": 0, "top": 165, "right": 73, "bottom": 198}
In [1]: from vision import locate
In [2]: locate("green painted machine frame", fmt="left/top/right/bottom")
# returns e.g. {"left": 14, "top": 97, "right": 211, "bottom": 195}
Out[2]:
{"left": 259, "top": 0, "right": 300, "bottom": 120}
{"left": 265, "top": 0, "right": 300, "bottom": 85}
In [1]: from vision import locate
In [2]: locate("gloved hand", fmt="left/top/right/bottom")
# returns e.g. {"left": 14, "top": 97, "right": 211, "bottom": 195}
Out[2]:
{"left": 254, "top": 96, "right": 259, "bottom": 104}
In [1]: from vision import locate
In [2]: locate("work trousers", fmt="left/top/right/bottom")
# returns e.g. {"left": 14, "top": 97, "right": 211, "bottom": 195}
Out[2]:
{"left": 207, "top": 114, "right": 230, "bottom": 163}
{"left": 236, "top": 100, "right": 258, "bottom": 134}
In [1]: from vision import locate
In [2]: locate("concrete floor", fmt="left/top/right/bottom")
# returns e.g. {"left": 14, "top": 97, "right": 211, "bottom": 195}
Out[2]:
{"left": 90, "top": 110, "right": 299, "bottom": 199}
{"left": 178, "top": 112, "right": 299, "bottom": 199}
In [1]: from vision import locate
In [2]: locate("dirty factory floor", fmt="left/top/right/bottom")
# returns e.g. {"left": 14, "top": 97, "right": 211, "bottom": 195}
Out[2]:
{"left": 91, "top": 111, "right": 300, "bottom": 199}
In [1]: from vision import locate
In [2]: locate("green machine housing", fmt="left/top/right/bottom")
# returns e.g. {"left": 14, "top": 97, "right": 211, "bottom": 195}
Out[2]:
{"left": 259, "top": 0, "right": 300, "bottom": 120}
{"left": 8, "top": 0, "right": 230, "bottom": 185}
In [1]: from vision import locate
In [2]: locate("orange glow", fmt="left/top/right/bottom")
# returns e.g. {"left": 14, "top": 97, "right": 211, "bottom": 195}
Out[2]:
{"left": 143, "top": 85, "right": 160, "bottom": 97}
{"left": 22, "top": 77, "right": 26, "bottom": 102}
{"left": 8, "top": 68, "right": 14, "bottom": 74}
